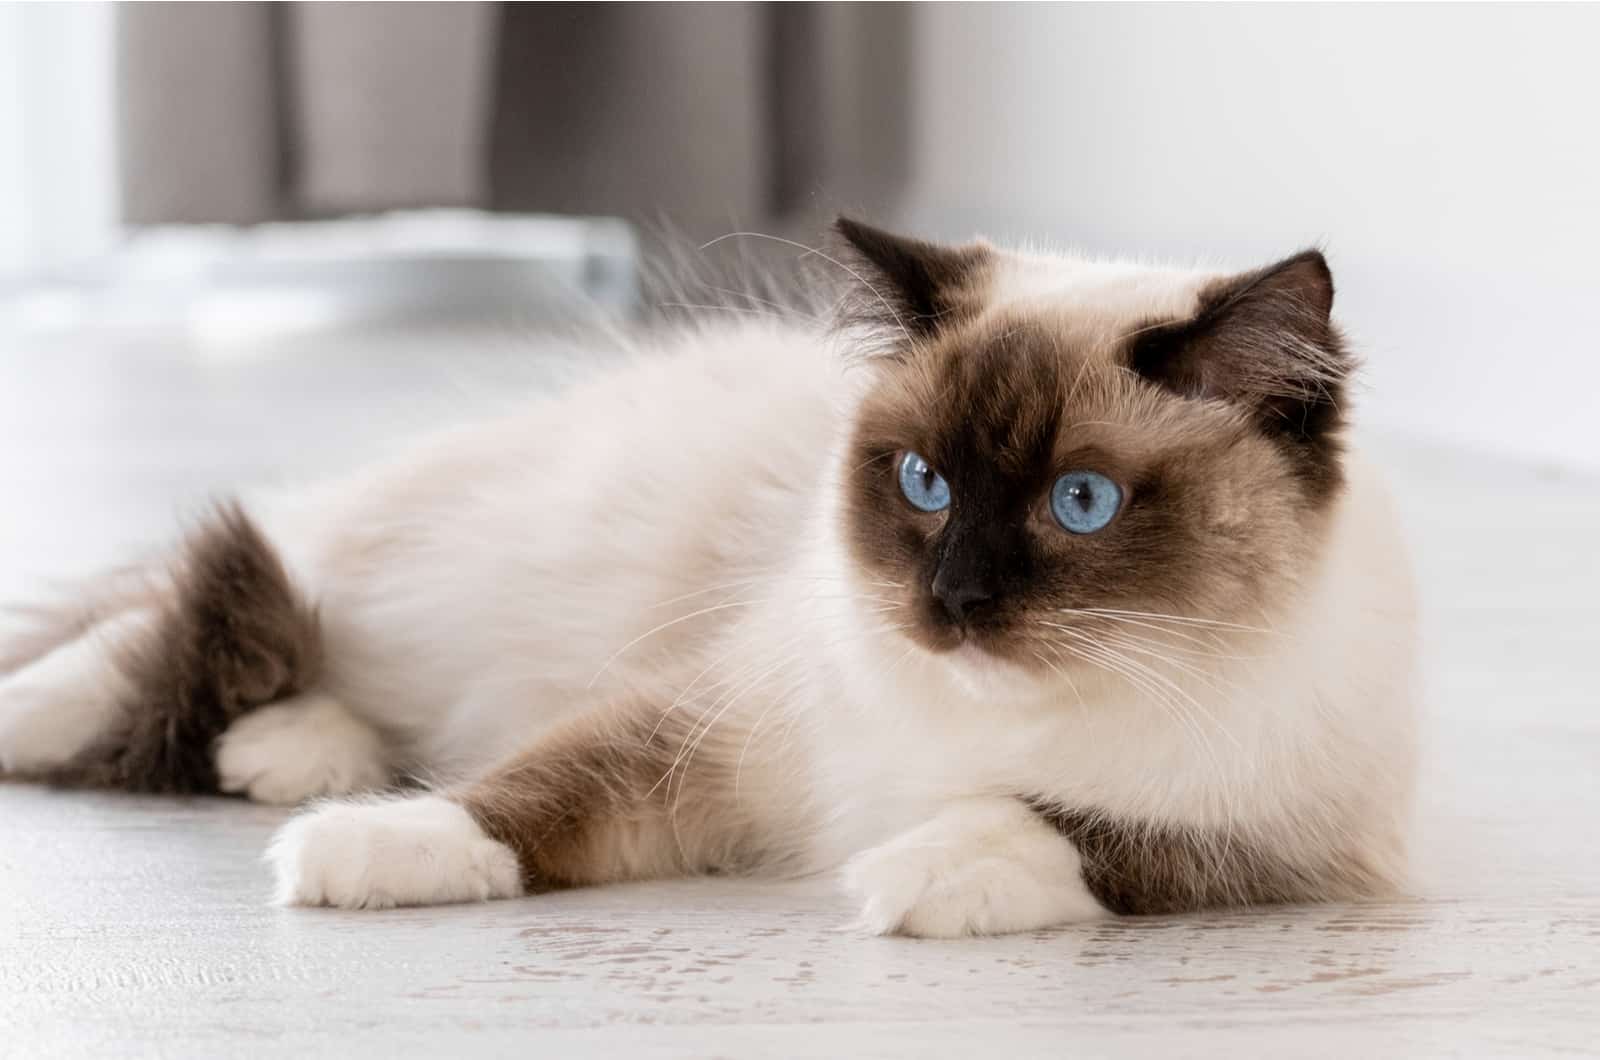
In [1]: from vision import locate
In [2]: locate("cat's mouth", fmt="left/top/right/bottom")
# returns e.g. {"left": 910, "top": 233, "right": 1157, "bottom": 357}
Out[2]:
{"left": 910, "top": 608, "right": 1020, "bottom": 662}
{"left": 948, "top": 639, "right": 1003, "bottom": 666}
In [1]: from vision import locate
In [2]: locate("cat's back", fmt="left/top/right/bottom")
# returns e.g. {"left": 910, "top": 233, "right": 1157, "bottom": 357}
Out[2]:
{"left": 269, "top": 319, "right": 846, "bottom": 764}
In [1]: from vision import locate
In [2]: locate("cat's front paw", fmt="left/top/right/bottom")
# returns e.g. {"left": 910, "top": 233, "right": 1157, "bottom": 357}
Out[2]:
{"left": 268, "top": 794, "right": 523, "bottom": 909}
{"left": 842, "top": 799, "right": 1109, "bottom": 938}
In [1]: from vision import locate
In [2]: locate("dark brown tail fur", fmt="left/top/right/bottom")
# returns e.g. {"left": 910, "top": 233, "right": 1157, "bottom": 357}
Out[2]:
{"left": 34, "top": 502, "right": 322, "bottom": 794}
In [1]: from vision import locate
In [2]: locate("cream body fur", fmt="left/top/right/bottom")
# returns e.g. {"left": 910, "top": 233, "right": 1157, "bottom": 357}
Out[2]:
{"left": 0, "top": 228, "right": 1418, "bottom": 934}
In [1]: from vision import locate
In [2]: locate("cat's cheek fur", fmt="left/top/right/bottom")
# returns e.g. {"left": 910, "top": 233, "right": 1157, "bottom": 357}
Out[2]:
{"left": 268, "top": 794, "right": 523, "bottom": 909}
{"left": 843, "top": 798, "right": 1109, "bottom": 938}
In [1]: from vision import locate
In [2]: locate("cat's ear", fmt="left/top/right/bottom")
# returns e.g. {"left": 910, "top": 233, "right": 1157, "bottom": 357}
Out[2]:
{"left": 831, "top": 217, "right": 992, "bottom": 344}
{"left": 1128, "top": 249, "right": 1352, "bottom": 451}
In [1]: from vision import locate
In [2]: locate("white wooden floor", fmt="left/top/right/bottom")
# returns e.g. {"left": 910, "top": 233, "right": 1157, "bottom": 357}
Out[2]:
{"left": 1, "top": 324, "right": 1596, "bottom": 1057}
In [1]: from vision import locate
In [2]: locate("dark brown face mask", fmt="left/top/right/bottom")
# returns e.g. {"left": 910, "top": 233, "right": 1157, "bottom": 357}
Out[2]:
{"left": 830, "top": 216, "right": 1352, "bottom": 672}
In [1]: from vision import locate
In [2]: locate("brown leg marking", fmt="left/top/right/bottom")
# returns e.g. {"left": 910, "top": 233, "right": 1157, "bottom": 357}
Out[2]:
{"left": 1035, "top": 804, "right": 1398, "bottom": 916}
{"left": 458, "top": 700, "right": 755, "bottom": 893}
{"left": 46, "top": 502, "right": 322, "bottom": 794}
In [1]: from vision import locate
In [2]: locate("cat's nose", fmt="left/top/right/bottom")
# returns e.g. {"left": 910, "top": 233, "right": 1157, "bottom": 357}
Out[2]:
{"left": 932, "top": 576, "right": 994, "bottom": 625}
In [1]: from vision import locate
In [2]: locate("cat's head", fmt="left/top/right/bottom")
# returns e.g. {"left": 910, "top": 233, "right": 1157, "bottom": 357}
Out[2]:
{"left": 832, "top": 217, "right": 1352, "bottom": 674}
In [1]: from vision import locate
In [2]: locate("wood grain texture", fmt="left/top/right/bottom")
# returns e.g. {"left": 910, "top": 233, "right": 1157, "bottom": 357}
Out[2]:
{"left": 1, "top": 326, "right": 1596, "bottom": 1057}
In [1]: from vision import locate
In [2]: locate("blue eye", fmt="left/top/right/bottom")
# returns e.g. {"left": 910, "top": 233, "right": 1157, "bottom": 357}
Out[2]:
{"left": 1050, "top": 471, "right": 1122, "bottom": 534}
{"left": 898, "top": 451, "right": 951, "bottom": 512}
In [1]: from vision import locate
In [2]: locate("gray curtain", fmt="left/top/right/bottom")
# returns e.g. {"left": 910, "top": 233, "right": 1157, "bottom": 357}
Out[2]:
{"left": 116, "top": 2, "right": 909, "bottom": 236}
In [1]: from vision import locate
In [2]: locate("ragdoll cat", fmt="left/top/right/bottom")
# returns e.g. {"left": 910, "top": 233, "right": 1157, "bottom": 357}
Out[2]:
{"left": 0, "top": 219, "right": 1417, "bottom": 936}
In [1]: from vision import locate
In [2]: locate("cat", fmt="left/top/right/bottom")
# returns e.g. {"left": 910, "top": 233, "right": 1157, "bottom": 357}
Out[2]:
{"left": 0, "top": 218, "right": 1418, "bottom": 936}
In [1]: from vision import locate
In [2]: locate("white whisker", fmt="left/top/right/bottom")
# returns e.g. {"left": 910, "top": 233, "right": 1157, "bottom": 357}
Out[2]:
{"left": 699, "top": 231, "right": 915, "bottom": 348}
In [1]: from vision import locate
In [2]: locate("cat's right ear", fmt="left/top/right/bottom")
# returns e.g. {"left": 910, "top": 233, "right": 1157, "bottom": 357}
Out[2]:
{"left": 831, "top": 217, "right": 993, "bottom": 347}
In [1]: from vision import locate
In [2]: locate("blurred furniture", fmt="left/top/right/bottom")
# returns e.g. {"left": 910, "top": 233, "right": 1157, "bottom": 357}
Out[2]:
{"left": 116, "top": 2, "right": 909, "bottom": 237}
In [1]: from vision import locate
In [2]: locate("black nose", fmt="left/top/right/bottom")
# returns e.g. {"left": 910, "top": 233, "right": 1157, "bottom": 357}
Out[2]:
{"left": 932, "top": 576, "right": 994, "bottom": 624}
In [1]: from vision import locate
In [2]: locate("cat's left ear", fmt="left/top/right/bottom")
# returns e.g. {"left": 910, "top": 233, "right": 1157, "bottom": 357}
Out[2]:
{"left": 1129, "top": 249, "right": 1352, "bottom": 447}
{"left": 831, "top": 217, "right": 993, "bottom": 344}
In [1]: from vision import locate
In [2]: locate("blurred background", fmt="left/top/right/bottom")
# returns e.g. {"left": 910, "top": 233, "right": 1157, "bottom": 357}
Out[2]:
{"left": 3, "top": 1, "right": 1599, "bottom": 499}
{"left": 6, "top": 11, "right": 1599, "bottom": 1053}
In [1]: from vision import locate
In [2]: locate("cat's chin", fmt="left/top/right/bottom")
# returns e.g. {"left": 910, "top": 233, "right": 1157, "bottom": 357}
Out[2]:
{"left": 932, "top": 639, "right": 1048, "bottom": 702}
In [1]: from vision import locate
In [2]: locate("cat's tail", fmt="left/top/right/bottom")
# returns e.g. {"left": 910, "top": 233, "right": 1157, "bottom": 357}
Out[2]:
{"left": 0, "top": 502, "right": 323, "bottom": 793}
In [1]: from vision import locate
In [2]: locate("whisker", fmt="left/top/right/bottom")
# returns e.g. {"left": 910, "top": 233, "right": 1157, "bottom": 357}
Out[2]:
{"left": 704, "top": 285, "right": 825, "bottom": 325}
{"left": 1043, "top": 617, "right": 1261, "bottom": 664}
{"left": 657, "top": 302, "right": 791, "bottom": 320}
{"left": 699, "top": 231, "right": 915, "bottom": 348}
{"left": 592, "top": 591, "right": 903, "bottom": 687}
{"left": 734, "top": 622, "right": 912, "bottom": 797}
{"left": 1063, "top": 606, "right": 1282, "bottom": 636}
{"left": 585, "top": 599, "right": 774, "bottom": 689}
{"left": 647, "top": 575, "right": 902, "bottom": 611}
{"left": 650, "top": 615, "right": 914, "bottom": 804}
{"left": 1051, "top": 630, "right": 1241, "bottom": 757}
{"left": 1030, "top": 647, "right": 1084, "bottom": 708}
{"left": 1088, "top": 628, "right": 1247, "bottom": 702}
{"left": 851, "top": 449, "right": 899, "bottom": 474}
{"left": 1051, "top": 611, "right": 1232, "bottom": 654}
{"left": 674, "top": 619, "right": 898, "bottom": 807}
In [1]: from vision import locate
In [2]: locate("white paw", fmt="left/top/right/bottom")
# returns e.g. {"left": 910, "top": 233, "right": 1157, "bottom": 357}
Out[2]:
{"left": 215, "top": 692, "right": 389, "bottom": 804}
{"left": 842, "top": 799, "right": 1108, "bottom": 938}
{"left": 0, "top": 614, "right": 141, "bottom": 773}
{"left": 268, "top": 794, "right": 524, "bottom": 909}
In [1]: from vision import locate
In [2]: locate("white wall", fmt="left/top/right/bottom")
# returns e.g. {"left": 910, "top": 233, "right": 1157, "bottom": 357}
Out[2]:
{"left": 899, "top": 5, "right": 1600, "bottom": 469}
{"left": 0, "top": 2, "right": 118, "bottom": 278}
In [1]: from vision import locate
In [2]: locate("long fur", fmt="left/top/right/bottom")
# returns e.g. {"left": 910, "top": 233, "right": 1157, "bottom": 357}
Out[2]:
{"left": 0, "top": 222, "right": 1418, "bottom": 932}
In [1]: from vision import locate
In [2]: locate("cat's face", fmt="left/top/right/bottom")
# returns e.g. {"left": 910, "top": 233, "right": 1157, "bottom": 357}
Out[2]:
{"left": 833, "top": 219, "right": 1351, "bottom": 675}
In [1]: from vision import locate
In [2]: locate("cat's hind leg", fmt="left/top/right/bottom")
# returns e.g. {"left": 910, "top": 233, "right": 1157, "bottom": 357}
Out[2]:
{"left": 0, "top": 609, "right": 153, "bottom": 774}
